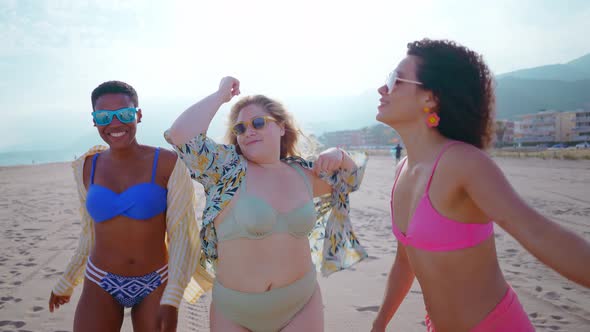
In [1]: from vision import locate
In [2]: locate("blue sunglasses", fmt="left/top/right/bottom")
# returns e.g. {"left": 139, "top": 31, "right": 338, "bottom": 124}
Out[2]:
{"left": 92, "top": 107, "right": 138, "bottom": 126}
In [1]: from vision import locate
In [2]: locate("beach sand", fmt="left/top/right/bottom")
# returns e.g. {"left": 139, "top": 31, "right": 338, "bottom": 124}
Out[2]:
{"left": 0, "top": 156, "right": 589, "bottom": 331}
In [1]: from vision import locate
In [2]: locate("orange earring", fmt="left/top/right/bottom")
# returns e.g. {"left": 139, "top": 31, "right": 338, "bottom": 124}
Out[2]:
{"left": 426, "top": 113, "right": 440, "bottom": 128}
{"left": 423, "top": 107, "right": 430, "bottom": 113}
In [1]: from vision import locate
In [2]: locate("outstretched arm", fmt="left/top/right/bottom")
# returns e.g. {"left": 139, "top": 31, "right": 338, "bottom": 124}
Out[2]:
{"left": 461, "top": 148, "right": 590, "bottom": 287}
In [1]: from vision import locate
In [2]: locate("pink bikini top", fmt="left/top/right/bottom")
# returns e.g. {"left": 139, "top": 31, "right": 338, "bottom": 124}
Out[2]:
{"left": 390, "top": 141, "right": 493, "bottom": 252}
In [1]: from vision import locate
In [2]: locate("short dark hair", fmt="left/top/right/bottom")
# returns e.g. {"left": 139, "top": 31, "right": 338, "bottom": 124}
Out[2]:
{"left": 407, "top": 39, "right": 495, "bottom": 149}
{"left": 91, "top": 81, "right": 138, "bottom": 110}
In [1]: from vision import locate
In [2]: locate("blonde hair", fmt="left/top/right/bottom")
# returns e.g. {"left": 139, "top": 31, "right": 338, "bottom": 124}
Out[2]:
{"left": 226, "top": 95, "right": 305, "bottom": 159}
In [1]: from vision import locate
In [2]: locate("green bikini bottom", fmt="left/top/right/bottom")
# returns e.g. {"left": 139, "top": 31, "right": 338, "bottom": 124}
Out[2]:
{"left": 212, "top": 266, "right": 317, "bottom": 332}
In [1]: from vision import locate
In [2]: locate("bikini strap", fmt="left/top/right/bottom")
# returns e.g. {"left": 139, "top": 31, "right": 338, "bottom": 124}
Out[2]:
{"left": 425, "top": 141, "right": 461, "bottom": 192}
{"left": 291, "top": 164, "right": 313, "bottom": 196}
{"left": 240, "top": 168, "right": 248, "bottom": 193}
{"left": 151, "top": 148, "right": 160, "bottom": 183}
{"left": 391, "top": 156, "right": 407, "bottom": 194}
{"left": 90, "top": 153, "right": 99, "bottom": 184}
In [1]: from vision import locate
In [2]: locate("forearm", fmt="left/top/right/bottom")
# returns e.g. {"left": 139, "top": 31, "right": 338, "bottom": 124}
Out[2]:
{"left": 374, "top": 254, "right": 415, "bottom": 327}
{"left": 53, "top": 214, "right": 94, "bottom": 295}
{"left": 53, "top": 252, "right": 88, "bottom": 296}
{"left": 554, "top": 231, "right": 590, "bottom": 287}
{"left": 161, "top": 220, "right": 203, "bottom": 307}
{"left": 168, "top": 91, "right": 225, "bottom": 145}
{"left": 161, "top": 240, "right": 197, "bottom": 308}
{"left": 504, "top": 208, "right": 590, "bottom": 288}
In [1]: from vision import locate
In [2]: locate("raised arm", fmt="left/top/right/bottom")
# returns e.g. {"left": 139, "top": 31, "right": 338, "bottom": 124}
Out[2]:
{"left": 167, "top": 77, "right": 240, "bottom": 145}
{"left": 460, "top": 147, "right": 590, "bottom": 287}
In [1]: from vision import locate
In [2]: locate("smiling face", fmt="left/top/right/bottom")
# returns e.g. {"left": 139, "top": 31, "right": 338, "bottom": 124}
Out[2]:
{"left": 93, "top": 93, "right": 142, "bottom": 149}
{"left": 234, "top": 104, "right": 284, "bottom": 163}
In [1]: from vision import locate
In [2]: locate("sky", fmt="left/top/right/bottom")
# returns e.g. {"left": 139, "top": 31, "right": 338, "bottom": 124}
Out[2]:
{"left": 1, "top": 0, "right": 590, "bottom": 152}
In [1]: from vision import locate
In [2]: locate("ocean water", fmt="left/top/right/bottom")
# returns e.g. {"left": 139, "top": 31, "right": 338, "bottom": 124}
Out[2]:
{"left": 0, "top": 149, "right": 81, "bottom": 167}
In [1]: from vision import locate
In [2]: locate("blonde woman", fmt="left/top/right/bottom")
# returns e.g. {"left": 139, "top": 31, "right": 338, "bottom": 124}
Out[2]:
{"left": 166, "top": 77, "right": 368, "bottom": 332}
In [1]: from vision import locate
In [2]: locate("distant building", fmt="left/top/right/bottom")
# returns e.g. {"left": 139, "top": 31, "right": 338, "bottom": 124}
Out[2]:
{"left": 514, "top": 110, "right": 582, "bottom": 144}
{"left": 319, "top": 130, "right": 363, "bottom": 148}
{"left": 494, "top": 120, "right": 515, "bottom": 146}
{"left": 572, "top": 110, "right": 590, "bottom": 142}
{"left": 319, "top": 124, "right": 401, "bottom": 149}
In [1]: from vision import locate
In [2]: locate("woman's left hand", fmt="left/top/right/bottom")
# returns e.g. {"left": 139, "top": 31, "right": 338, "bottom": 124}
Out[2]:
{"left": 313, "top": 148, "right": 343, "bottom": 176}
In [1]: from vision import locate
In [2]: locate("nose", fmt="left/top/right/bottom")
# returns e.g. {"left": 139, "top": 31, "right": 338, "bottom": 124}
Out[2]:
{"left": 109, "top": 115, "right": 123, "bottom": 125}
{"left": 243, "top": 124, "right": 257, "bottom": 137}
{"left": 378, "top": 84, "right": 388, "bottom": 96}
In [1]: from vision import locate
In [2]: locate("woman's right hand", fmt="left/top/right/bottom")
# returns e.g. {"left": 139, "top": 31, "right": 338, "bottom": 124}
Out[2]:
{"left": 48, "top": 291, "right": 70, "bottom": 313}
{"left": 217, "top": 76, "right": 240, "bottom": 103}
{"left": 168, "top": 76, "right": 241, "bottom": 144}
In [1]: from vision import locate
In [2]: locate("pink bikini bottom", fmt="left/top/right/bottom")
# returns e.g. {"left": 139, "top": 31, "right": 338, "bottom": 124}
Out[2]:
{"left": 425, "top": 286, "right": 535, "bottom": 331}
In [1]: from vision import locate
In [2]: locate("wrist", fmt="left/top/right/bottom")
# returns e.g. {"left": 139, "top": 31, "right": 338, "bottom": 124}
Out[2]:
{"left": 212, "top": 90, "right": 228, "bottom": 105}
{"left": 372, "top": 314, "right": 388, "bottom": 327}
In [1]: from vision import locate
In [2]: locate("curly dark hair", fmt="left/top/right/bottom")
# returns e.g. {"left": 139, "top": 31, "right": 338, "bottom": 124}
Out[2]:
{"left": 91, "top": 81, "right": 138, "bottom": 110}
{"left": 407, "top": 39, "right": 495, "bottom": 149}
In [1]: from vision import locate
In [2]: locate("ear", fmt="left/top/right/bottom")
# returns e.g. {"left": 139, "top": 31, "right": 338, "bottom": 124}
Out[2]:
{"left": 279, "top": 123, "right": 285, "bottom": 136}
{"left": 137, "top": 108, "right": 142, "bottom": 123}
{"left": 423, "top": 91, "right": 438, "bottom": 111}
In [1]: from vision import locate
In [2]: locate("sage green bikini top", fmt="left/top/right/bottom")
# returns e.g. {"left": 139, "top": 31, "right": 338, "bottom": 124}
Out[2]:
{"left": 216, "top": 164, "right": 316, "bottom": 242}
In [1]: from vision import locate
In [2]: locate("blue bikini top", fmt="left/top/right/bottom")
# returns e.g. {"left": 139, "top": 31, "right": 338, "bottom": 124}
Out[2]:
{"left": 86, "top": 148, "right": 168, "bottom": 223}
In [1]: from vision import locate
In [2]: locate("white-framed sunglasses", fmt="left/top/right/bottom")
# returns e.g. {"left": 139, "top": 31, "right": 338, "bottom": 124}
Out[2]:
{"left": 385, "top": 71, "right": 423, "bottom": 93}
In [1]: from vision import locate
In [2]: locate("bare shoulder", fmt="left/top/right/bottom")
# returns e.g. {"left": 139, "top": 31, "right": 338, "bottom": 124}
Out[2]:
{"left": 156, "top": 147, "right": 179, "bottom": 176}
{"left": 158, "top": 147, "right": 178, "bottom": 163}
{"left": 439, "top": 143, "right": 499, "bottom": 181}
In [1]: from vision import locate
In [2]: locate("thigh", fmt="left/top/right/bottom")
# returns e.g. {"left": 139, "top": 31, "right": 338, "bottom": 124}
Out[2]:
{"left": 130, "top": 280, "right": 167, "bottom": 331}
{"left": 210, "top": 301, "right": 251, "bottom": 332}
{"left": 74, "top": 278, "right": 124, "bottom": 332}
{"left": 280, "top": 285, "right": 324, "bottom": 332}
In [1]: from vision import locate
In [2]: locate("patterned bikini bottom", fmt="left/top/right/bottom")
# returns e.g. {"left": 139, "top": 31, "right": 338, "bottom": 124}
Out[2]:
{"left": 85, "top": 258, "right": 168, "bottom": 308}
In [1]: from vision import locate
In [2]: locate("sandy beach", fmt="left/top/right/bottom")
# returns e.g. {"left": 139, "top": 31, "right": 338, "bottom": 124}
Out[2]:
{"left": 0, "top": 156, "right": 589, "bottom": 332}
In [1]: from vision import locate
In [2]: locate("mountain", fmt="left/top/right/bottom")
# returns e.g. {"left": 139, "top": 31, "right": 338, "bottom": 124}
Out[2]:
{"left": 495, "top": 77, "right": 590, "bottom": 119}
{"left": 497, "top": 53, "right": 590, "bottom": 81}
{"left": 320, "top": 53, "right": 590, "bottom": 122}
{"left": 492, "top": 53, "right": 590, "bottom": 119}
{"left": 568, "top": 53, "right": 590, "bottom": 72}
